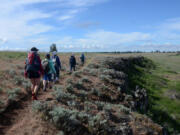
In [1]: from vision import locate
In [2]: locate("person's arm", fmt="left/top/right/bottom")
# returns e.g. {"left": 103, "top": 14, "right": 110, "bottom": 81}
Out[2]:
{"left": 59, "top": 58, "right": 61, "bottom": 69}
{"left": 56, "top": 56, "right": 61, "bottom": 68}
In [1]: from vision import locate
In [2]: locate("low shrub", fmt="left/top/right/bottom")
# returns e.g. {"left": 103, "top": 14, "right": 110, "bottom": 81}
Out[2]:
{"left": 7, "top": 88, "right": 21, "bottom": 101}
{"left": 66, "top": 78, "right": 73, "bottom": 84}
{"left": 0, "top": 88, "right": 3, "bottom": 93}
{"left": 14, "top": 76, "right": 24, "bottom": 85}
{"left": 88, "top": 69, "right": 98, "bottom": 76}
{"left": 82, "top": 67, "right": 91, "bottom": 73}
{"left": 0, "top": 100, "right": 4, "bottom": 107}
{"left": 80, "top": 77, "right": 91, "bottom": 83}
{"left": 72, "top": 71, "right": 82, "bottom": 78}
{"left": 99, "top": 75, "right": 112, "bottom": 83}
{"left": 53, "top": 87, "right": 76, "bottom": 103}
{"left": 22, "top": 81, "right": 31, "bottom": 94}
{"left": 66, "top": 84, "right": 74, "bottom": 93}
{"left": 56, "top": 131, "right": 65, "bottom": 135}
{"left": 100, "top": 84, "right": 110, "bottom": 92}
{"left": 73, "top": 81, "right": 86, "bottom": 90}
{"left": 8, "top": 69, "right": 17, "bottom": 77}
{"left": 101, "top": 69, "right": 126, "bottom": 79}
{"left": 32, "top": 101, "right": 51, "bottom": 119}
{"left": 90, "top": 88, "right": 101, "bottom": 97}
{"left": 87, "top": 63, "right": 100, "bottom": 69}
{"left": 82, "top": 68, "right": 98, "bottom": 76}
{"left": 49, "top": 107, "right": 89, "bottom": 134}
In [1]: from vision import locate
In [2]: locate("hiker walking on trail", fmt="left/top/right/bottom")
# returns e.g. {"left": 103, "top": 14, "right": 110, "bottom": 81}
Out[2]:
{"left": 52, "top": 51, "right": 61, "bottom": 82}
{"left": 42, "top": 53, "right": 56, "bottom": 91}
{"left": 69, "top": 54, "right": 76, "bottom": 72}
{"left": 80, "top": 53, "right": 85, "bottom": 65}
{"left": 24, "top": 47, "right": 44, "bottom": 100}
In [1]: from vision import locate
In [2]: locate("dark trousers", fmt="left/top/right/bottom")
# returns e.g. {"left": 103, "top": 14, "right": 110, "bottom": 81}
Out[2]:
{"left": 55, "top": 66, "right": 60, "bottom": 78}
{"left": 70, "top": 65, "right": 75, "bottom": 71}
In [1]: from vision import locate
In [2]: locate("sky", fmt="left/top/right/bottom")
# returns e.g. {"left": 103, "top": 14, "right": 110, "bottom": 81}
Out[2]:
{"left": 0, "top": 0, "right": 180, "bottom": 52}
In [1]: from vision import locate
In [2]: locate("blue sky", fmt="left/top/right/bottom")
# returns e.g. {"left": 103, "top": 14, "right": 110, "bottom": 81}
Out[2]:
{"left": 0, "top": 0, "right": 180, "bottom": 52}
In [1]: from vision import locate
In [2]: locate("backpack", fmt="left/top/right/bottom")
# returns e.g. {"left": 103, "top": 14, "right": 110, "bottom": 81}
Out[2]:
{"left": 42, "top": 59, "right": 50, "bottom": 73}
{"left": 52, "top": 56, "right": 57, "bottom": 67}
{"left": 25, "top": 52, "right": 40, "bottom": 73}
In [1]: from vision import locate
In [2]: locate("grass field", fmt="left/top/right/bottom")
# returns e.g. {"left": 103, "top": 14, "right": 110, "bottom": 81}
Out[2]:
{"left": 0, "top": 51, "right": 179, "bottom": 134}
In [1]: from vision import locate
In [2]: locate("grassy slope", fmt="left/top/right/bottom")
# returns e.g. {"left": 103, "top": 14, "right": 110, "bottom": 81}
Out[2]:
{"left": 125, "top": 53, "right": 180, "bottom": 134}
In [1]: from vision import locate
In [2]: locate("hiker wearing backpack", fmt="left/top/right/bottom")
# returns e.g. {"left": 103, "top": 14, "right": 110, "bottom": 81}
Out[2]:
{"left": 69, "top": 54, "right": 76, "bottom": 72}
{"left": 24, "top": 47, "right": 44, "bottom": 100}
{"left": 80, "top": 53, "right": 85, "bottom": 65}
{"left": 42, "top": 53, "right": 56, "bottom": 91}
{"left": 52, "top": 51, "right": 61, "bottom": 82}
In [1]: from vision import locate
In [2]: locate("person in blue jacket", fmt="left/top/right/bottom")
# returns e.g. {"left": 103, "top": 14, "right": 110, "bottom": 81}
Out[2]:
{"left": 52, "top": 51, "right": 61, "bottom": 81}
{"left": 80, "top": 53, "right": 85, "bottom": 65}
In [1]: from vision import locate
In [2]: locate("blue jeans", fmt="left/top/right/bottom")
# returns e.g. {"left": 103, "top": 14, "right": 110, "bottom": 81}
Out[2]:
{"left": 43, "top": 74, "right": 52, "bottom": 81}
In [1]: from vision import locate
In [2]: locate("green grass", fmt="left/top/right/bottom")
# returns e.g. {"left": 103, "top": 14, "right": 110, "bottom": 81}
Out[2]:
{"left": 125, "top": 54, "right": 180, "bottom": 134}
{"left": 0, "top": 51, "right": 27, "bottom": 59}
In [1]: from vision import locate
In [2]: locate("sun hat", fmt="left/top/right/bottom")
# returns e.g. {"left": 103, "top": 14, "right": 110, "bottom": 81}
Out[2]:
{"left": 31, "top": 47, "right": 39, "bottom": 52}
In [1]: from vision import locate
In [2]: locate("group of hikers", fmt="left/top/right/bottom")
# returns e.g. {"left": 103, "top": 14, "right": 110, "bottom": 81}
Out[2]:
{"left": 24, "top": 47, "right": 85, "bottom": 100}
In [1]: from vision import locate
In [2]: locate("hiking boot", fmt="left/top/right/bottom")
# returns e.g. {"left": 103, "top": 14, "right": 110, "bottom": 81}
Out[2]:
{"left": 32, "top": 93, "right": 38, "bottom": 100}
{"left": 34, "top": 95, "right": 38, "bottom": 100}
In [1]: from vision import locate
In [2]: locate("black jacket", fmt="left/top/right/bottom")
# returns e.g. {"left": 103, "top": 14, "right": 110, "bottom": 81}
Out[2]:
{"left": 69, "top": 56, "right": 76, "bottom": 66}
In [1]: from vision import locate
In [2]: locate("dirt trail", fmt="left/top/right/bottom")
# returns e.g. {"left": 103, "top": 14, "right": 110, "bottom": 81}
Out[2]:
{"left": 0, "top": 61, "right": 89, "bottom": 135}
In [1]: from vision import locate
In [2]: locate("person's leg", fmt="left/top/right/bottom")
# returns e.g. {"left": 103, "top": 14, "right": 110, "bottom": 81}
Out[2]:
{"left": 48, "top": 74, "right": 53, "bottom": 89}
{"left": 70, "top": 65, "right": 72, "bottom": 72}
{"left": 30, "top": 79, "right": 36, "bottom": 100}
{"left": 55, "top": 67, "right": 59, "bottom": 82}
{"left": 34, "top": 78, "right": 40, "bottom": 95}
{"left": 30, "top": 79, "right": 35, "bottom": 93}
{"left": 56, "top": 67, "right": 59, "bottom": 80}
{"left": 73, "top": 66, "right": 76, "bottom": 71}
{"left": 43, "top": 80, "right": 47, "bottom": 91}
{"left": 43, "top": 74, "right": 47, "bottom": 91}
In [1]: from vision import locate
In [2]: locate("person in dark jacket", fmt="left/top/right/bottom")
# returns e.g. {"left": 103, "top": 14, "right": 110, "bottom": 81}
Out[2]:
{"left": 80, "top": 53, "right": 85, "bottom": 65}
{"left": 52, "top": 51, "right": 61, "bottom": 81}
{"left": 69, "top": 54, "right": 76, "bottom": 72}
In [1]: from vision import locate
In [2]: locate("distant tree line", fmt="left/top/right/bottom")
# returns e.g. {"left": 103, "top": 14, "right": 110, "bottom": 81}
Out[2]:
{"left": 48, "top": 43, "right": 180, "bottom": 55}
{"left": 100, "top": 50, "right": 180, "bottom": 54}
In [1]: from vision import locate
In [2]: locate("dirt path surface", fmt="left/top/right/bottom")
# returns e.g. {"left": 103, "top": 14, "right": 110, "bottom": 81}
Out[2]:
{"left": 0, "top": 60, "right": 88, "bottom": 135}
{"left": 0, "top": 87, "right": 59, "bottom": 135}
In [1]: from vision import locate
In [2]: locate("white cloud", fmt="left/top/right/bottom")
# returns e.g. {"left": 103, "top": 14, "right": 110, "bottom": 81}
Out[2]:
{"left": 0, "top": 0, "right": 54, "bottom": 43}
{"left": 0, "top": 0, "right": 109, "bottom": 49}
{"left": 160, "top": 18, "right": 180, "bottom": 31}
{"left": 59, "top": 15, "right": 74, "bottom": 21}
{"left": 56, "top": 30, "right": 151, "bottom": 50}
{"left": 0, "top": 37, "right": 8, "bottom": 44}
{"left": 67, "top": 0, "right": 109, "bottom": 7}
